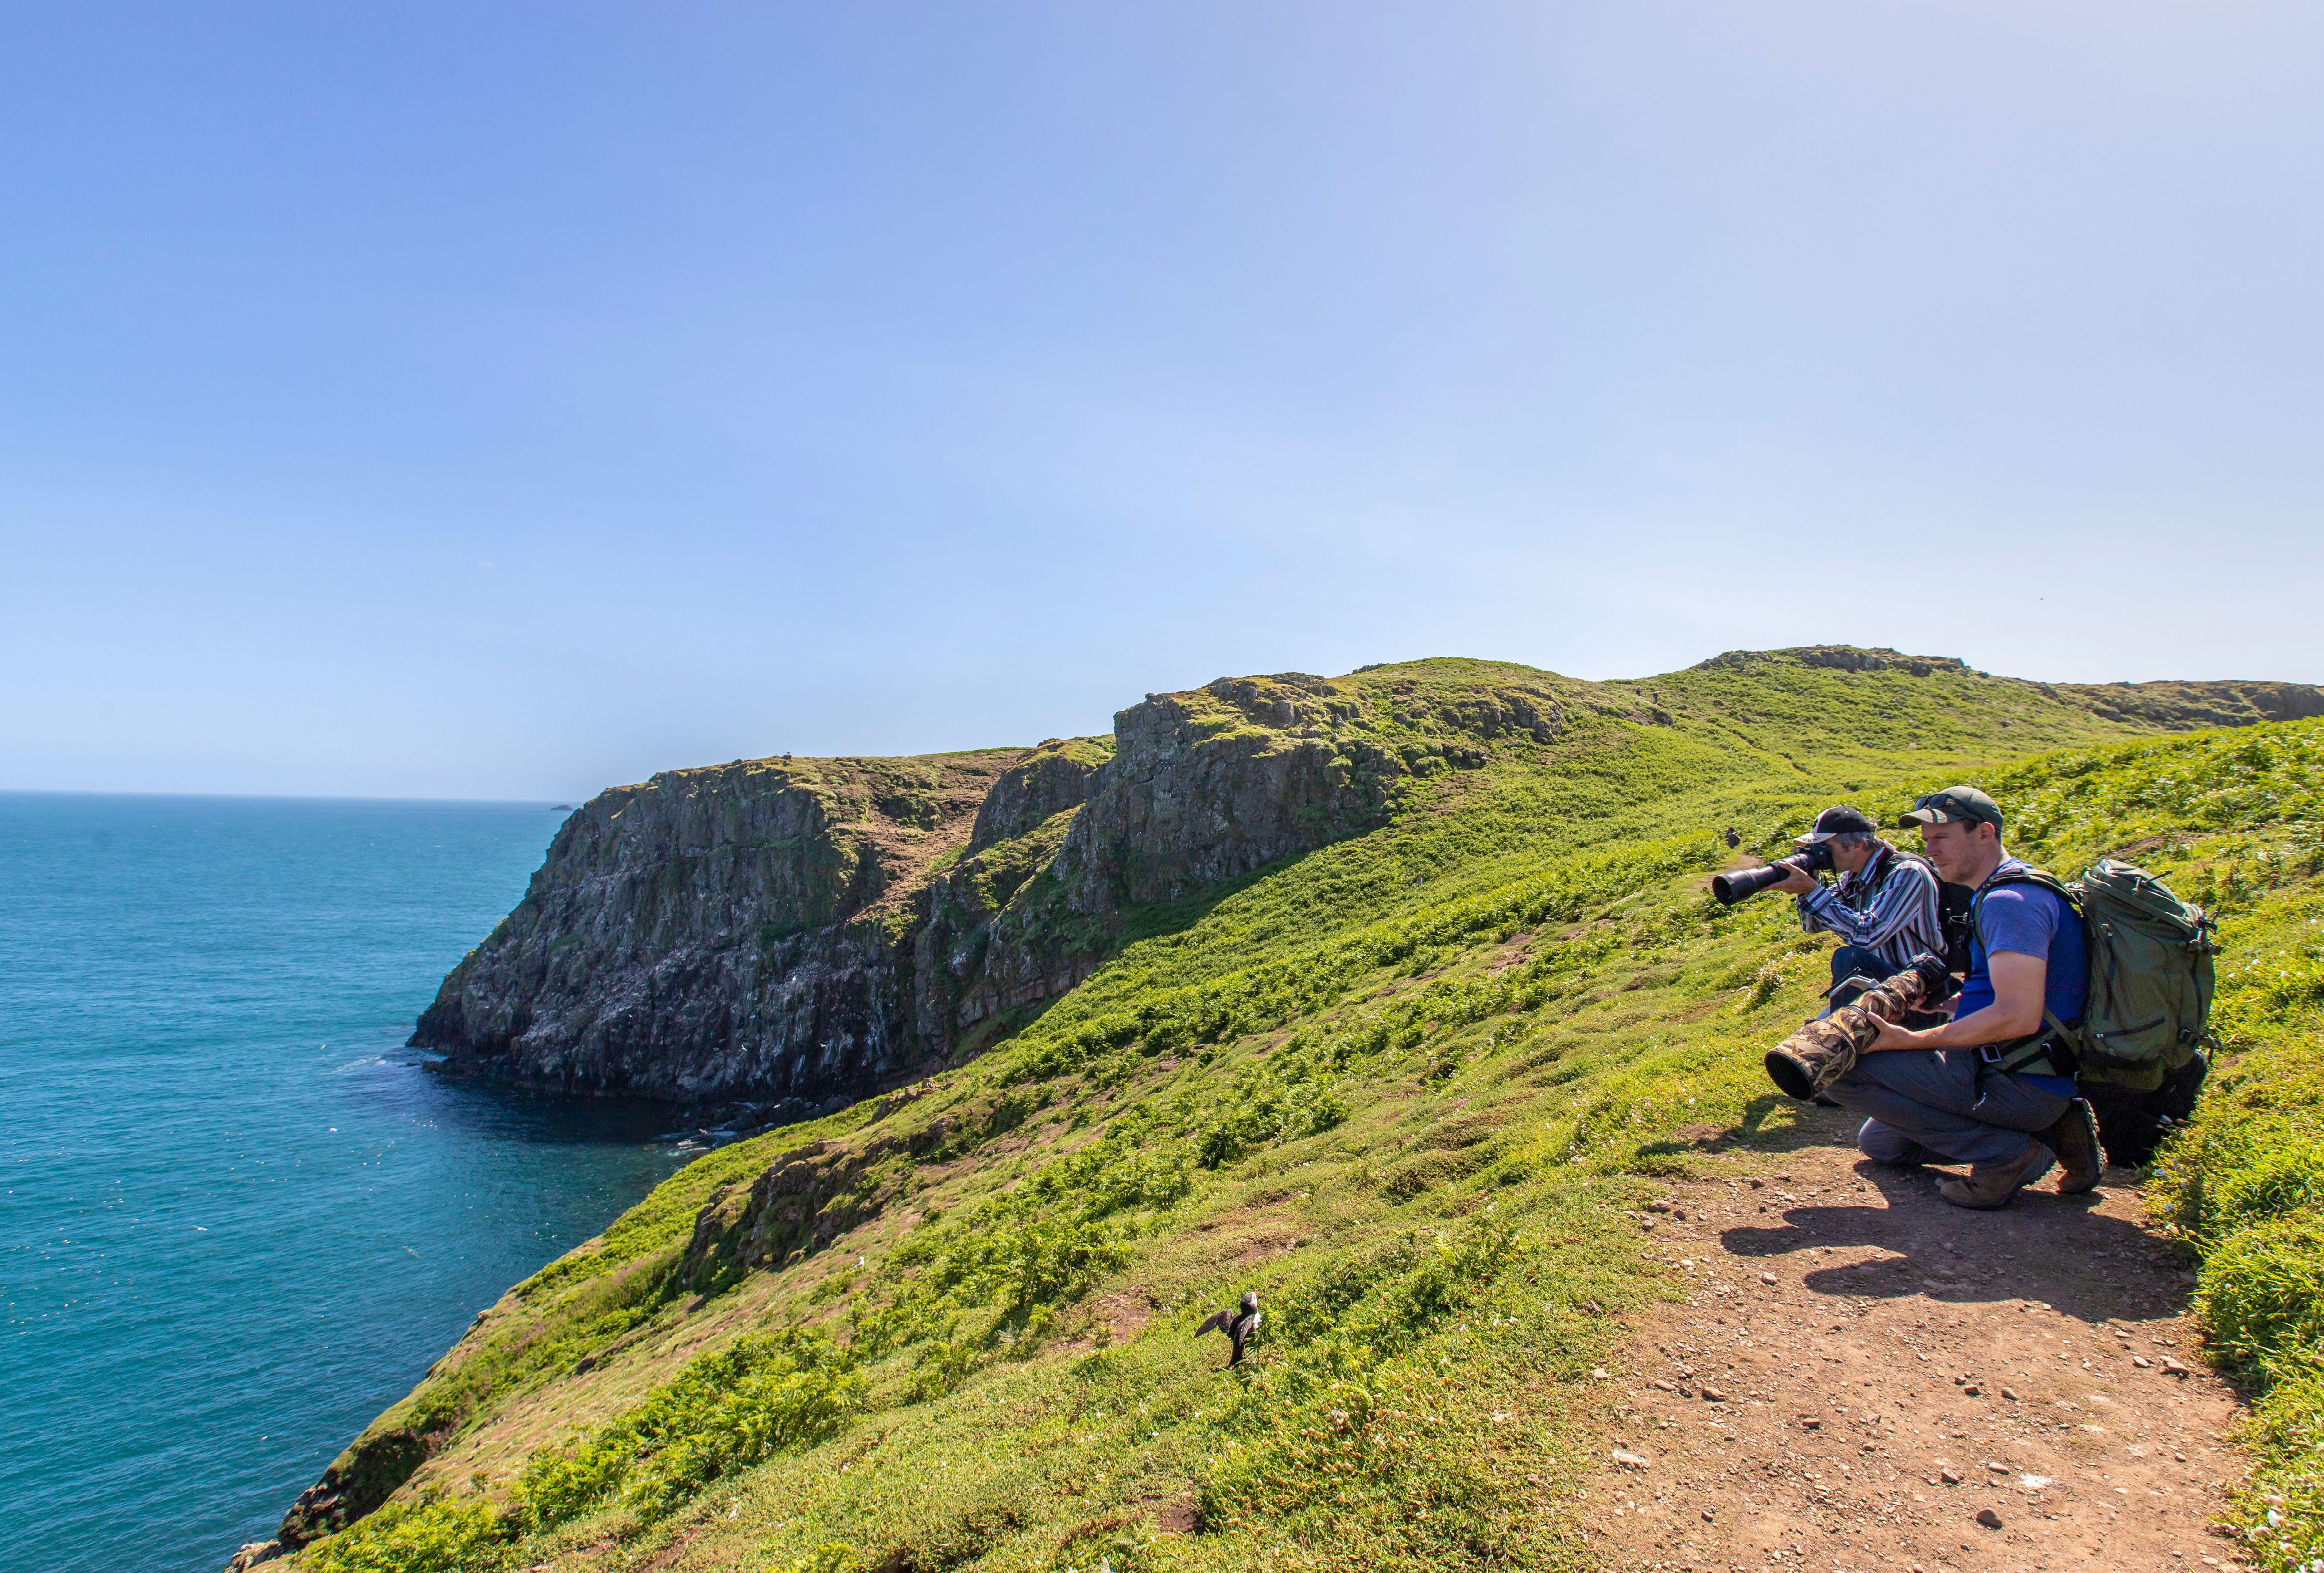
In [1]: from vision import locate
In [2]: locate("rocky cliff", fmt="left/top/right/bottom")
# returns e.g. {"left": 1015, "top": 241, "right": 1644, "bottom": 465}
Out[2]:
{"left": 411, "top": 751, "right": 1027, "bottom": 1108}
{"left": 410, "top": 652, "right": 2324, "bottom": 1109}
{"left": 407, "top": 660, "right": 1590, "bottom": 1105}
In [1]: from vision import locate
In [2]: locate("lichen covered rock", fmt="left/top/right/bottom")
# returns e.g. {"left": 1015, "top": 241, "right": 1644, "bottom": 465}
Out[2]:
{"left": 1050, "top": 667, "right": 1569, "bottom": 912}
{"left": 1052, "top": 673, "right": 1396, "bottom": 913}
{"left": 967, "top": 736, "right": 1111, "bottom": 852}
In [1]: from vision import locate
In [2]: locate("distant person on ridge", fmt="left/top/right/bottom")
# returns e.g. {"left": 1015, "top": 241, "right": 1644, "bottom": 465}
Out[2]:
{"left": 1817, "top": 787, "right": 2103, "bottom": 1209}
{"left": 1766, "top": 806, "right": 1943, "bottom": 1001}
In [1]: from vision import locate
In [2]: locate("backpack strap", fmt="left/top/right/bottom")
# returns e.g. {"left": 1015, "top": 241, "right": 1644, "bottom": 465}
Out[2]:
{"left": 1982, "top": 1008, "right": 2081, "bottom": 1076}
{"left": 1970, "top": 864, "right": 2079, "bottom": 938}
{"left": 1970, "top": 865, "right": 2085, "bottom": 1077}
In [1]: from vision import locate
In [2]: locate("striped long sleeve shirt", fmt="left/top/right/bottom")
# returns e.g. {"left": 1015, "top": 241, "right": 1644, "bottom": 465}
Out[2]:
{"left": 1795, "top": 842, "right": 1944, "bottom": 973}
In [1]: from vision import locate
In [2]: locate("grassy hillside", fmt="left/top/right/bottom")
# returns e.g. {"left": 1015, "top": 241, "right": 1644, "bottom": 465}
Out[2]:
{"left": 279, "top": 657, "right": 2324, "bottom": 1573}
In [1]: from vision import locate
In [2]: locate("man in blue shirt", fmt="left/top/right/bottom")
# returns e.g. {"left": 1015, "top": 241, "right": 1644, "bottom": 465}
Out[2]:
{"left": 1818, "top": 786, "right": 2104, "bottom": 1209}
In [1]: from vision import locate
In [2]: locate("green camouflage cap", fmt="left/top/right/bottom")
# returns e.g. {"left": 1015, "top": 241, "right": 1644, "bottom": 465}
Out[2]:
{"left": 1897, "top": 785, "right": 2003, "bottom": 830}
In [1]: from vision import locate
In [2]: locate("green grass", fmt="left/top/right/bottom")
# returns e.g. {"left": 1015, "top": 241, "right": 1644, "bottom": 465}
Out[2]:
{"left": 284, "top": 661, "right": 2322, "bottom": 1573}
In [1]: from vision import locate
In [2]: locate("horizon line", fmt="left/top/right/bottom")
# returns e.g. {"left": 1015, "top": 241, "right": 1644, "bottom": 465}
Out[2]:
{"left": 0, "top": 786, "right": 579, "bottom": 809}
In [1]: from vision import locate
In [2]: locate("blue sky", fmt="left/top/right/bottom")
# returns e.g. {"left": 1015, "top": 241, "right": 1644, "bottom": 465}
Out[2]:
{"left": 4, "top": 3, "right": 2319, "bottom": 800}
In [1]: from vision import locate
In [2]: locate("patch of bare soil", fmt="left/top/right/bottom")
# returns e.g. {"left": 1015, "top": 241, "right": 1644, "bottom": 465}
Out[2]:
{"left": 1582, "top": 1109, "right": 2251, "bottom": 1573}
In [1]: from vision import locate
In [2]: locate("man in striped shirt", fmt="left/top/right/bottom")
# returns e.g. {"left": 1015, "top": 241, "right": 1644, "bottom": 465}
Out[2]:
{"left": 1768, "top": 806, "right": 1945, "bottom": 996}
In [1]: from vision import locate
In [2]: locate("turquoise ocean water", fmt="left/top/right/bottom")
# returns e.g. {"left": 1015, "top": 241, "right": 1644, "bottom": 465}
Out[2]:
{"left": 0, "top": 793, "right": 686, "bottom": 1573}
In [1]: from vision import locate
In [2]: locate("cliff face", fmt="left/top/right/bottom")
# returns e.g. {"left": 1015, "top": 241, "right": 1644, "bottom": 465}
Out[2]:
{"left": 411, "top": 752, "right": 1026, "bottom": 1105}
{"left": 1051, "top": 669, "right": 1568, "bottom": 912}
{"left": 2049, "top": 679, "right": 2324, "bottom": 731}
{"left": 406, "top": 662, "right": 1537, "bottom": 1104}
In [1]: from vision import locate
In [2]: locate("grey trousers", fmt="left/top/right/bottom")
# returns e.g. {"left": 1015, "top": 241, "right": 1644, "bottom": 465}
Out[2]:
{"left": 1825, "top": 1046, "right": 2071, "bottom": 1168}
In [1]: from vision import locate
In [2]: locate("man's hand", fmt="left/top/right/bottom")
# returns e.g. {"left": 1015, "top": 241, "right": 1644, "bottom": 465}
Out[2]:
{"left": 1867, "top": 1014, "right": 1932, "bottom": 1052}
{"left": 1867, "top": 952, "right": 2047, "bottom": 1054}
{"left": 1770, "top": 862, "right": 1819, "bottom": 896}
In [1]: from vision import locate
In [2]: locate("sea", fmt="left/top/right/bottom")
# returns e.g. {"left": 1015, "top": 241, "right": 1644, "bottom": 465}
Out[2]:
{"left": 0, "top": 792, "right": 690, "bottom": 1573}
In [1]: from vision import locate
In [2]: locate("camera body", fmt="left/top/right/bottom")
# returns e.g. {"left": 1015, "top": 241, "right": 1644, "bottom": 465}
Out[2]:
{"left": 1710, "top": 839, "right": 1834, "bottom": 906}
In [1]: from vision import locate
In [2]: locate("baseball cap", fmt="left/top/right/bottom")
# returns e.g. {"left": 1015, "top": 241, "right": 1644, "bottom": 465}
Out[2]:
{"left": 1794, "top": 806, "right": 1878, "bottom": 845}
{"left": 1896, "top": 786, "right": 2004, "bottom": 830}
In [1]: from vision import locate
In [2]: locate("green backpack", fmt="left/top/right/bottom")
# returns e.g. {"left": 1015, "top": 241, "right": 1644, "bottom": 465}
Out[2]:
{"left": 1978, "top": 859, "right": 2221, "bottom": 1092}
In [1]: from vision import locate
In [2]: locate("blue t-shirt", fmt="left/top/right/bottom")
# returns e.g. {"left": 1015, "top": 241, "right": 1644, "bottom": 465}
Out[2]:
{"left": 1957, "top": 859, "right": 2086, "bottom": 1089}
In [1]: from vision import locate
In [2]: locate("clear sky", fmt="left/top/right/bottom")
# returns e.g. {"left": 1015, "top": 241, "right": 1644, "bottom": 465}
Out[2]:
{"left": 4, "top": 3, "right": 2319, "bottom": 801}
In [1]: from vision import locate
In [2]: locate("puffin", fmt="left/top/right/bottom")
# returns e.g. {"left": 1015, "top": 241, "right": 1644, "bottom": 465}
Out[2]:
{"left": 1196, "top": 1291, "right": 1262, "bottom": 1368}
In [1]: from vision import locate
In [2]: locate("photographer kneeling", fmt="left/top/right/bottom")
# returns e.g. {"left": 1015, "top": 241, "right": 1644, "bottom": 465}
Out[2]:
{"left": 1818, "top": 787, "right": 2103, "bottom": 1210}
{"left": 1766, "top": 806, "right": 1943, "bottom": 1006}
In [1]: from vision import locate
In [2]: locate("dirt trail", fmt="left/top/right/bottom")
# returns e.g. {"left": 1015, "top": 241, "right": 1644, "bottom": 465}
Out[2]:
{"left": 1583, "top": 1108, "right": 2250, "bottom": 1573}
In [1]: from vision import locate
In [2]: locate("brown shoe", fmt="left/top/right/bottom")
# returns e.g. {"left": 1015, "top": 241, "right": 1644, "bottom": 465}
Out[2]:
{"left": 2044, "top": 1099, "right": 2103, "bottom": 1194}
{"left": 1937, "top": 1138, "right": 2056, "bottom": 1210}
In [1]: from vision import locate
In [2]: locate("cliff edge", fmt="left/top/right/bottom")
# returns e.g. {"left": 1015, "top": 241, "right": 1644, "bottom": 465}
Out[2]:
{"left": 409, "top": 652, "right": 2323, "bottom": 1113}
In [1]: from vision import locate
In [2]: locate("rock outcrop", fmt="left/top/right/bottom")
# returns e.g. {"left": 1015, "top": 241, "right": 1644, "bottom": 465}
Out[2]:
{"left": 2049, "top": 679, "right": 2324, "bottom": 731}
{"left": 1052, "top": 672, "right": 1452, "bottom": 911}
{"left": 968, "top": 736, "right": 1111, "bottom": 853}
{"left": 1046, "top": 665, "right": 1588, "bottom": 915}
{"left": 270, "top": 1427, "right": 429, "bottom": 1554}
{"left": 406, "top": 664, "right": 1544, "bottom": 1103}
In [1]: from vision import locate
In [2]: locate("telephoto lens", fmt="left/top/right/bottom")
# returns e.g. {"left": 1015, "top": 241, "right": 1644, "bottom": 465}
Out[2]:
{"left": 1710, "top": 840, "right": 1834, "bottom": 906}
{"left": 1762, "top": 954, "right": 1951, "bottom": 1101}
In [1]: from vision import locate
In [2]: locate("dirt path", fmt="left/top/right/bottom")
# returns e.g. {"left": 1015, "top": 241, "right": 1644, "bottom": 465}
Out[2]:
{"left": 1582, "top": 1108, "right": 2251, "bottom": 1573}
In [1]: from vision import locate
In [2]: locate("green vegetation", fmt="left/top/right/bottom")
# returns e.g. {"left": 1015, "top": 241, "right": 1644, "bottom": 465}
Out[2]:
{"left": 301, "top": 1330, "right": 863, "bottom": 1572}
{"left": 288, "top": 657, "right": 2323, "bottom": 1573}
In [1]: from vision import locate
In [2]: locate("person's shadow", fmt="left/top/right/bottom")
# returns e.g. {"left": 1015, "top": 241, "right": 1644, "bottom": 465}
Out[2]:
{"left": 1714, "top": 1158, "right": 2190, "bottom": 1329}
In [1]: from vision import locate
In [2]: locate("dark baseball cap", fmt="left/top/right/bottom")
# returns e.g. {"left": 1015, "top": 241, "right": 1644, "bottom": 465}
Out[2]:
{"left": 1794, "top": 805, "right": 1878, "bottom": 845}
{"left": 1897, "top": 786, "right": 2004, "bottom": 829}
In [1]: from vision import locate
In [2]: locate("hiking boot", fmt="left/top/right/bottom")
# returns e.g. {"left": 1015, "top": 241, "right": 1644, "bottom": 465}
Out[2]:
{"left": 1937, "top": 1138, "right": 2056, "bottom": 1210}
{"left": 2044, "top": 1098, "right": 2104, "bottom": 1194}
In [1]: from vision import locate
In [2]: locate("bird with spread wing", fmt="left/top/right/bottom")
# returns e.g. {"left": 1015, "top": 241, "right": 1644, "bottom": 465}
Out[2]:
{"left": 1195, "top": 1291, "right": 1261, "bottom": 1368}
